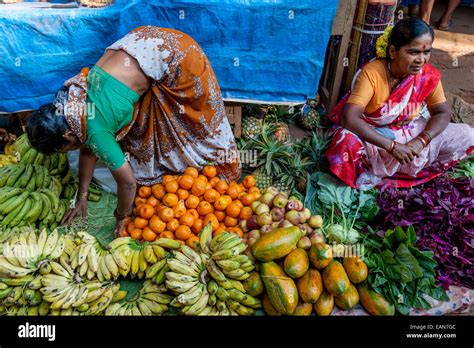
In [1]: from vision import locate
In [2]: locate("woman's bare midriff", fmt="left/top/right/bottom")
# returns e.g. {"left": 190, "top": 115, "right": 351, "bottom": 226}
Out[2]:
{"left": 95, "top": 49, "right": 151, "bottom": 96}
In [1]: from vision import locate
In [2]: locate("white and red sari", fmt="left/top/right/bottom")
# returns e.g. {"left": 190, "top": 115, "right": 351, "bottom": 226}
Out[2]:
{"left": 326, "top": 63, "right": 474, "bottom": 189}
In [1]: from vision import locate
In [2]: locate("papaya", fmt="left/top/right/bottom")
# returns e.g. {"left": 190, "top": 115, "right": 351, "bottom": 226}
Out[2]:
{"left": 252, "top": 226, "right": 302, "bottom": 262}
{"left": 358, "top": 282, "right": 395, "bottom": 316}
{"left": 262, "top": 294, "right": 282, "bottom": 316}
{"left": 342, "top": 256, "right": 368, "bottom": 284}
{"left": 297, "top": 269, "right": 323, "bottom": 303}
{"left": 292, "top": 302, "right": 313, "bottom": 316}
{"left": 334, "top": 283, "right": 359, "bottom": 310}
{"left": 243, "top": 272, "right": 264, "bottom": 297}
{"left": 314, "top": 290, "right": 334, "bottom": 316}
{"left": 260, "top": 261, "right": 298, "bottom": 315}
{"left": 284, "top": 248, "right": 309, "bottom": 278}
{"left": 322, "top": 260, "right": 350, "bottom": 295}
{"left": 308, "top": 243, "right": 333, "bottom": 269}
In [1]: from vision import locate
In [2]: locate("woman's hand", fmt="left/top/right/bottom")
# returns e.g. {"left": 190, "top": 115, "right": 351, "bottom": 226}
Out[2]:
{"left": 407, "top": 138, "right": 425, "bottom": 157}
{"left": 391, "top": 143, "right": 417, "bottom": 165}
{"left": 61, "top": 199, "right": 88, "bottom": 225}
{"left": 114, "top": 218, "right": 127, "bottom": 238}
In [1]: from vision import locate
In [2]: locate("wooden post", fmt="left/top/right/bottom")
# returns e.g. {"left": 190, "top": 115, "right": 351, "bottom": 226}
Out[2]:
{"left": 224, "top": 102, "right": 242, "bottom": 138}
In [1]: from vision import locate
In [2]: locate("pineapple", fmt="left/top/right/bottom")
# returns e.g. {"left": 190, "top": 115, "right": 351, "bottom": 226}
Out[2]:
{"left": 297, "top": 105, "right": 321, "bottom": 131}
{"left": 301, "top": 130, "right": 331, "bottom": 173}
{"left": 275, "top": 150, "right": 311, "bottom": 195}
{"left": 251, "top": 168, "right": 273, "bottom": 190}
{"left": 242, "top": 116, "right": 264, "bottom": 139}
{"left": 265, "top": 105, "right": 296, "bottom": 143}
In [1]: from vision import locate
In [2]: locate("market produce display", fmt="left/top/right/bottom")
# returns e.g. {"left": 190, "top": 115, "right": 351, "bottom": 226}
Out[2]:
{"left": 125, "top": 165, "right": 262, "bottom": 245}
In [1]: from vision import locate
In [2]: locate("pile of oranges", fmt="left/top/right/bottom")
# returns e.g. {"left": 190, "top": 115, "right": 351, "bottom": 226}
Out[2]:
{"left": 122, "top": 166, "right": 260, "bottom": 249}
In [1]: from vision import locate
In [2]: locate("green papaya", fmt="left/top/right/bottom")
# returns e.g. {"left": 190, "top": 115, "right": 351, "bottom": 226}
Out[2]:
{"left": 252, "top": 226, "right": 302, "bottom": 262}
{"left": 342, "top": 256, "right": 368, "bottom": 284}
{"left": 292, "top": 302, "right": 313, "bottom": 316}
{"left": 314, "top": 290, "right": 334, "bottom": 316}
{"left": 358, "top": 282, "right": 395, "bottom": 316}
{"left": 262, "top": 294, "right": 282, "bottom": 316}
{"left": 334, "top": 283, "right": 359, "bottom": 310}
{"left": 308, "top": 243, "right": 333, "bottom": 269}
{"left": 322, "top": 260, "right": 350, "bottom": 295}
{"left": 243, "top": 272, "right": 264, "bottom": 297}
{"left": 284, "top": 248, "right": 309, "bottom": 278}
{"left": 297, "top": 269, "right": 323, "bottom": 303}
{"left": 260, "top": 261, "right": 298, "bottom": 315}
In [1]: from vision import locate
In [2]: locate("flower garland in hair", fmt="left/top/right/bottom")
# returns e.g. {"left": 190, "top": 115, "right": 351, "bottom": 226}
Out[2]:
{"left": 375, "top": 26, "right": 393, "bottom": 58}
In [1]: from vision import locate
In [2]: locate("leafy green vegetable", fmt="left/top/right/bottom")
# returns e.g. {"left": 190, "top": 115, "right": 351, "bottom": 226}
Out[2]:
{"left": 363, "top": 226, "right": 448, "bottom": 315}
{"left": 305, "top": 172, "right": 378, "bottom": 229}
{"left": 448, "top": 155, "right": 474, "bottom": 178}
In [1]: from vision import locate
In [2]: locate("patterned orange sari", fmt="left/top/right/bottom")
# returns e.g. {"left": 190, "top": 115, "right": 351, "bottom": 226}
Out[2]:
{"left": 57, "top": 26, "right": 241, "bottom": 185}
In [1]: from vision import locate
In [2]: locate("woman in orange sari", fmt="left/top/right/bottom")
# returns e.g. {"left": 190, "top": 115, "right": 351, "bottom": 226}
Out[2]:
{"left": 26, "top": 26, "right": 241, "bottom": 236}
{"left": 326, "top": 17, "right": 473, "bottom": 189}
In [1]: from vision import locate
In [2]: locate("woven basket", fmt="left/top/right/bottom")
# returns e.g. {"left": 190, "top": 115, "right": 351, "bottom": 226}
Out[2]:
{"left": 80, "top": 0, "right": 113, "bottom": 8}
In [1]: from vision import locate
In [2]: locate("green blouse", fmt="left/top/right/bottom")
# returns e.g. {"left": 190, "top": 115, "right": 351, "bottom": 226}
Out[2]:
{"left": 85, "top": 65, "right": 140, "bottom": 171}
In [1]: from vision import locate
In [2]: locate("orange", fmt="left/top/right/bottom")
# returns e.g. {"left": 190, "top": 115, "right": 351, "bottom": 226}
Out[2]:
{"left": 120, "top": 228, "right": 129, "bottom": 237}
{"left": 215, "top": 180, "right": 229, "bottom": 194}
{"left": 155, "top": 203, "right": 166, "bottom": 214}
{"left": 234, "top": 200, "right": 244, "bottom": 209}
{"left": 240, "top": 193, "right": 255, "bottom": 206}
{"left": 191, "top": 179, "right": 207, "bottom": 197}
{"left": 224, "top": 216, "right": 238, "bottom": 227}
{"left": 226, "top": 185, "right": 239, "bottom": 200}
{"left": 228, "top": 227, "right": 244, "bottom": 237}
{"left": 132, "top": 206, "right": 141, "bottom": 217}
{"left": 162, "top": 175, "right": 175, "bottom": 184}
{"left": 197, "top": 174, "right": 208, "bottom": 183}
{"left": 203, "top": 214, "right": 219, "bottom": 231}
{"left": 134, "top": 217, "right": 148, "bottom": 229}
{"left": 248, "top": 187, "right": 260, "bottom": 194}
{"left": 197, "top": 201, "right": 214, "bottom": 216}
{"left": 185, "top": 235, "right": 200, "bottom": 249}
{"left": 165, "top": 180, "right": 179, "bottom": 194}
{"left": 166, "top": 219, "right": 180, "bottom": 232}
{"left": 184, "top": 167, "right": 199, "bottom": 178}
{"left": 159, "top": 207, "right": 175, "bottom": 222}
{"left": 214, "top": 210, "right": 226, "bottom": 222}
{"left": 135, "top": 197, "right": 147, "bottom": 207}
{"left": 192, "top": 219, "right": 203, "bottom": 234}
{"left": 185, "top": 195, "right": 200, "bottom": 209}
{"left": 187, "top": 208, "right": 199, "bottom": 220}
{"left": 149, "top": 216, "right": 166, "bottom": 234}
{"left": 173, "top": 200, "right": 187, "bottom": 218}
{"left": 205, "top": 183, "right": 212, "bottom": 191}
{"left": 250, "top": 192, "right": 261, "bottom": 201}
{"left": 226, "top": 202, "right": 241, "bottom": 218}
{"left": 152, "top": 184, "right": 166, "bottom": 200}
{"left": 180, "top": 213, "right": 195, "bottom": 228}
{"left": 203, "top": 189, "right": 220, "bottom": 203}
{"left": 126, "top": 222, "right": 135, "bottom": 234}
{"left": 177, "top": 188, "right": 189, "bottom": 201}
{"left": 179, "top": 175, "right": 194, "bottom": 190}
{"left": 163, "top": 193, "right": 179, "bottom": 208}
{"left": 203, "top": 165, "right": 217, "bottom": 178}
{"left": 138, "top": 186, "right": 152, "bottom": 198}
{"left": 160, "top": 231, "right": 175, "bottom": 239}
{"left": 142, "top": 227, "right": 157, "bottom": 242}
{"left": 242, "top": 175, "right": 256, "bottom": 189}
{"left": 214, "top": 196, "right": 231, "bottom": 211}
{"left": 209, "top": 177, "right": 220, "bottom": 188}
{"left": 219, "top": 222, "right": 226, "bottom": 230}
{"left": 146, "top": 196, "right": 160, "bottom": 207}
{"left": 239, "top": 206, "right": 253, "bottom": 220}
{"left": 139, "top": 204, "right": 155, "bottom": 219}
{"left": 130, "top": 228, "right": 143, "bottom": 240}
{"left": 175, "top": 225, "right": 192, "bottom": 241}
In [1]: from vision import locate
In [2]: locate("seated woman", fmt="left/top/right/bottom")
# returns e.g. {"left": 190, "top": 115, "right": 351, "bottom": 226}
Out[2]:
{"left": 27, "top": 26, "right": 240, "bottom": 236}
{"left": 326, "top": 17, "right": 473, "bottom": 189}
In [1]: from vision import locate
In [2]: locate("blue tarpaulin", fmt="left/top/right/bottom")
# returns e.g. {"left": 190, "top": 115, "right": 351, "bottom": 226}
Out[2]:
{"left": 0, "top": 0, "right": 338, "bottom": 112}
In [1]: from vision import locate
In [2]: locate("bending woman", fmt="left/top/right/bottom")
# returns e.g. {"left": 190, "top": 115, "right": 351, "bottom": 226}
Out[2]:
{"left": 326, "top": 17, "right": 473, "bottom": 189}
{"left": 27, "top": 26, "right": 241, "bottom": 236}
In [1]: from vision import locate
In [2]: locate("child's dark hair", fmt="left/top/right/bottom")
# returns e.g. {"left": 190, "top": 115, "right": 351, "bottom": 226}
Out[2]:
{"left": 388, "top": 17, "right": 434, "bottom": 57}
{"left": 26, "top": 103, "right": 69, "bottom": 155}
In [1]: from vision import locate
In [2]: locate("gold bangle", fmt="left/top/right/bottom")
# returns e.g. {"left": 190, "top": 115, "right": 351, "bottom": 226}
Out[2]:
{"left": 416, "top": 136, "right": 428, "bottom": 147}
{"left": 78, "top": 192, "right": 89, "bottom": 201}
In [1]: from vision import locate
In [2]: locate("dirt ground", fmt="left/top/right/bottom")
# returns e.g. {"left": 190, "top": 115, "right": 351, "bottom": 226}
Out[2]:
{"left": 429, "top": 1, "right": 474, "bottom": 103}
